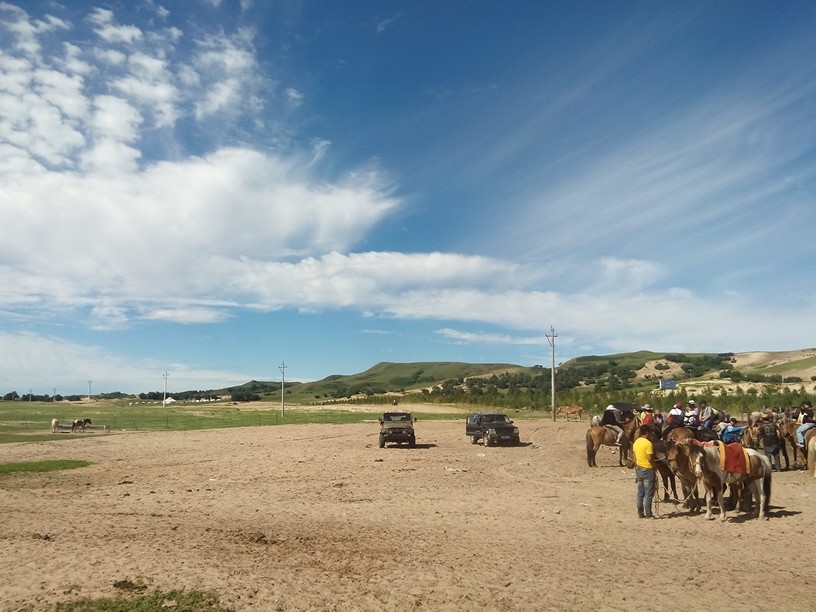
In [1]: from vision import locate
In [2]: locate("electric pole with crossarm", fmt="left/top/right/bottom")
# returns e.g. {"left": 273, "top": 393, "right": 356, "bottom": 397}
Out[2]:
{"left": 546, "top": 326, "right": 557, "bottom": 421}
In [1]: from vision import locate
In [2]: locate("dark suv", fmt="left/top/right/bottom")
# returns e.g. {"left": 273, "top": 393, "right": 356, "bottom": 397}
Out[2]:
{"left": 378, "top": 412, "right": 416, "bottom": 448}
{"left": 466, "top": 412, "right": 520, "bottom": 446}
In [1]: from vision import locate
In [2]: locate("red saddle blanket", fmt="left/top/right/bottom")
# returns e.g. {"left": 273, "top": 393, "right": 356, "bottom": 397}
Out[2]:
{"left": 719, "top": 442, "right": 748, "bottom": 473}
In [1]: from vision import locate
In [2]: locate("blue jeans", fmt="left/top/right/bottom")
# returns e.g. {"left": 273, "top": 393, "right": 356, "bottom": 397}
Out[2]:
{"left": 796, "top": 422, "right": 816, "bottom": 446}
{"left": 764, "top": 445, "right": 781, "bottom": 471}
{"left": 635, "top": 467, "right": 656, "bottom": 518}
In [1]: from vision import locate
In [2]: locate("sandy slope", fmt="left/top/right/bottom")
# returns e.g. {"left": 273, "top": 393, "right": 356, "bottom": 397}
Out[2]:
{"left": 1, "top": 418, "right": 814, "bottom": 611}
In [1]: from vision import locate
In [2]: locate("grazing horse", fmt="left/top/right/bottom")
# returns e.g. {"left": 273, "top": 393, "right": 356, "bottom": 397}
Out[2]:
{"left": 555, "top": 405, "right": 583, "bottom": 421}
{"left": 688, "top": 443, "right": 772, "bottom": 521}
{"left": 72, "top": 418, "right": 92, "bottom": 433}
{"left": 586, "top": 418, "right": 638, "bottom": 467}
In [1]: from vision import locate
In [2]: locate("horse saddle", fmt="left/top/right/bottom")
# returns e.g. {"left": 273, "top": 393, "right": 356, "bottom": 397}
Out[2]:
{"left": 718, "top": 442, "right": 749, "bottom": 473}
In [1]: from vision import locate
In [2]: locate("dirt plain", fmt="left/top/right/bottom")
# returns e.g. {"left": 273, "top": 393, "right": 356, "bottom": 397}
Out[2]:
{"left": 1, "top": 409, "right": 815, "bottom": 611}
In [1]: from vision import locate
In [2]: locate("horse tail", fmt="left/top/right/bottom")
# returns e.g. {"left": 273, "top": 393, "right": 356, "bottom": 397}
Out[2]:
{"left": 586, "top": 428, "right": 595, "bottom": 467}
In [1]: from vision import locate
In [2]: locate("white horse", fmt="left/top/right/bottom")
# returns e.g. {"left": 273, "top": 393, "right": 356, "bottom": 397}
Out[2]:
{"left": 51, "top": 418, "right": 59, "bottom": 433}
{"left": 688, "top": 443, "right": 772, "bottom": 521}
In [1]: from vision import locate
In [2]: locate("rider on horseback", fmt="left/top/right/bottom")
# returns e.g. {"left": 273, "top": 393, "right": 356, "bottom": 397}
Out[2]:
{"left": 795, "top": 400, "right": 815, "bottom": 450}
{"left": 721, "top": 418, "right": 746, "bottom": 444}
{"left": 601, "top": 404, "right": 624, "bottom": 446}
{"left": 684, "top": 400, "right": 700, "bottom": 429}
{"left": 661, "top": 403, "right": 685, "bottom": 439}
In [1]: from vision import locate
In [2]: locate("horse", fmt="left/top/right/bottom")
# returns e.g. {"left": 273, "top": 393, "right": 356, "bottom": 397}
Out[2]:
{"left": 72, "top": 418, "right": 92, "bottom": 433}
{"left": 665, "top": 426, "right": 719, "bottom": 444}
{"left": 649, "top": 440, "right": 679, "bottom": 503}
{"left": 590, "top": 415, "right": 601, "bottom": 427}
{"left": 688, "top": 443, "right": 772, "bottom": 521}
{"left": 654, "top": 441, "right": 703, "bottom": 512}
{"left": 51, "top": 418, "right": 59, "bottom": 433}
{"left": 586, "top": 418, "right": 637, "bottom": 467}
{"left": 809, "top": 435, "right": 816, "bottom": 479}
{"left": 555, "top": 405, "right": 583, "bottom": 421}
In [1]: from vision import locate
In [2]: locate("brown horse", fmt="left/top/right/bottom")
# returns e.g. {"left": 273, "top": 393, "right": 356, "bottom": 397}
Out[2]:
{"left": 649, "top": 440, "right": 679, "bottom": 503}
{"left": 586, "top": 418, "right": 637, "bottom": 467}
{"left": 556, "top": 405, "right": 583, "bottom": 421}
{"left": 773, "top": 419, "right": 795, "bottom": 470}
{"left": 655, "top": 441, "right": 703, "bottom": 513}
{"left": 809, "top": 434, "right": 816, "bottom": 478}
{"left": 665, "top": 426, "right": 719, "bottom": 444}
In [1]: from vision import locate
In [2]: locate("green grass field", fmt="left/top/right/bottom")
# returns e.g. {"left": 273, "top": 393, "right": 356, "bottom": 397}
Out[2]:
{"left": 0, "top": 400, "right": 474, "bottom": 443}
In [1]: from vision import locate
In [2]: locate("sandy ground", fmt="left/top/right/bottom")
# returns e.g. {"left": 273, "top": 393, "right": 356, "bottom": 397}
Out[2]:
{"left": 1, "top": 414, "right": 815, "bottom": 611}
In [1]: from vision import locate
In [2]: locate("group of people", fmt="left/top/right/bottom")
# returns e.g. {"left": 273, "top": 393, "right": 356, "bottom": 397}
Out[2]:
{"left": 627, "top": 398, "right": 815, "bottom": 519}
{"left": 601, "top": 399, "right": 724, "bottom": 445}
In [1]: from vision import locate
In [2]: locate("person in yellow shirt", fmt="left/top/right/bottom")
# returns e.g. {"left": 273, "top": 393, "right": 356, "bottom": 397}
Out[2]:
{"left": 632, "top": 425, "right": 656, "bottom": 519}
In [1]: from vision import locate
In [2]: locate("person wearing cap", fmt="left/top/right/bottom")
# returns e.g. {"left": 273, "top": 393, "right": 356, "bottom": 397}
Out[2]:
{"left": 721, "top": 418, "right": 746, "bottom": 444}
{"left": 683, "top": 400, "right": 700, "bottom": 429}
{"left": 662, "top": 402, "right": 685, "bottom": 439}
{"left": 640, "top": 404, "right": 655, "bottom": 428}
{"left": 795, "top": 400, "right": 815, "bottom": 450}
{"left": 601, "top": 404, "right": 624, "bottom": 446}
{"left": 757, "top": 413, "right": 782, "bottom": 472}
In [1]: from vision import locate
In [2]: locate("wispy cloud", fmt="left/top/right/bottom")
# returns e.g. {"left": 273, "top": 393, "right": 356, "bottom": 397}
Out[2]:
{"left": 376, "top": 13, "right": 401, "bottom": 34}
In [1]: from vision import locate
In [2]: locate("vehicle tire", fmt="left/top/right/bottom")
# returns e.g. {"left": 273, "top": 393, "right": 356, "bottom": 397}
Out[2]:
{"left": 409, "top": 435, "right": 416, "bottom": 447}
{"left": 470, "top": 436, "right": 479, "bottom": 445}
{"left": 378, "top": 434, "right": 385, "bottom": 448}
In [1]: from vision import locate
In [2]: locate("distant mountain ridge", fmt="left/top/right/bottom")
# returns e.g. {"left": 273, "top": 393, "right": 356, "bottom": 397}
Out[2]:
{"left": 226, "top": 349, "right": 816, "bottom": 401}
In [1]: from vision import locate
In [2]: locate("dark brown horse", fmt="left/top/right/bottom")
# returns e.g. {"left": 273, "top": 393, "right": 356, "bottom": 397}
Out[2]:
{"left": 650, "top": 440, "right": 679, "bottom": 503}
{"left": 586, "top": 418, "right": 637, "bottom": 467}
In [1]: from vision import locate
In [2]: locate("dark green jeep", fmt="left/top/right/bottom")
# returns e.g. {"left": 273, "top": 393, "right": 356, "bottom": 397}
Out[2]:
{"left": 466, "top": 412, "right": 520, "bottom": 446}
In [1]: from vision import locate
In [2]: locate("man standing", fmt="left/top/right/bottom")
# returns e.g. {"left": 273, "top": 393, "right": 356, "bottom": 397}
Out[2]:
{"left": 758, "top": 414, "right": 782, "bottom": 472}
{"left": 632, "top": 425, "right": 656, "bottom": 519}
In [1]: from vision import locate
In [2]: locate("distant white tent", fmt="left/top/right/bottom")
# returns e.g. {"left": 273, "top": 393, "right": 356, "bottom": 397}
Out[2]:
{"left": 162, "top": 396, "right": 177, "bottom": 406}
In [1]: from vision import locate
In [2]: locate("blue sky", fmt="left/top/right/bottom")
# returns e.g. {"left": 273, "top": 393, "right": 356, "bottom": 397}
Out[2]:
{"left": 1, "top": 1, "right": 815, "bottom": 395}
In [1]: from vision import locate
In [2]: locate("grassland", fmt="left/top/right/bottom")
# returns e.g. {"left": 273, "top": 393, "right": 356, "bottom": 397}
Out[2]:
{"left": 0, "top": 400, "right": 472, "bottom": 443}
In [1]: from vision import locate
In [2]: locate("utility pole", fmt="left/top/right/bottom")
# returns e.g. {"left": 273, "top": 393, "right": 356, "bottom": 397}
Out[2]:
{"left": 53, "top": 387, "right": 57, "bottom": 402}
{"left": 278, "top": 362, "right": 287, "bottom": 418}
{"left": 546, "top": 326, "right": 557, "bottom": 421}
{"left": 29, "top": 388, "right": 32, "bottom": 402}
{"left": 87, "top": 379, "right": 93, "bottom": 403}
{"left": 162, "top": 371, "right": 169, "bottom": 406}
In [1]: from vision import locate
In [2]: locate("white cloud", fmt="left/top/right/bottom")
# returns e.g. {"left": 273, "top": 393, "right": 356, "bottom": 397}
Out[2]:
{"left": 286, "top": 87, "right": 304, "bottom": 108}
{"left": 0, "top": 331, "right": 253, "bottom": 393}
{"left": 376, "top": 14, "right": 401, "bottom": 34}
{"left": 89, "top": 11, "right": 143, "bottom": 45}
{"left": 436, "top": 328, "right": 545, "bottom": 346}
